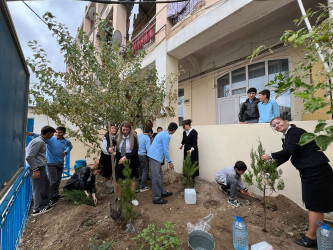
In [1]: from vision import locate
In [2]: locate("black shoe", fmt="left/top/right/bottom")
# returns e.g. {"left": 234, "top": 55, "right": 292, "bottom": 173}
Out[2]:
{"left": 56, "top": 195, "right": 65, "bottom": 200}
{"left": 32, "top": 206, "right": 53, "bottom": 216}
{"left": 153, "top": 199, "right": 168, "bottom": 204}
{"left": 294, "top": 235, "right": 317, "bottom": 248}
{"left": 49, "top": 199, "right": 57, "bottom": 206}
{"left": 161, "top": 192, "right": 173, "bottom": 198}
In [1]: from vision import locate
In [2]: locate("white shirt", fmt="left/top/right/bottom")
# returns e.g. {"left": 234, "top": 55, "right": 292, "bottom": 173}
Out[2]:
{"left": 119, "top": 135, "right": 131, "bottom": 153}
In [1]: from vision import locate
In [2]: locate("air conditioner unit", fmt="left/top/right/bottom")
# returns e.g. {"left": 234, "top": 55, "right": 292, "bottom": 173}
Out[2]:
{"left": 87, "top": 7, "right": 96, "bottom": 21}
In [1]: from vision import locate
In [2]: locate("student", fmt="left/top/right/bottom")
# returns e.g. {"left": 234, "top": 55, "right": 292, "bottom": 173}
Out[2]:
{"left": 215, "top": 161, "right": 252, "bottom": 207}
{"left": 148, "top": 122, "right": 178, "bottom": 204}
{"left": 99, "top": 124, "right": 118, "bottom": 188}
{"left": 63, "top": 163, "right": 103, "bottom": 205}
{"left": 238, "top": 87, "right": 260, "bottom": 124}
{"left": 138, "top": 126, "right": 153, "bottom": 192}
{"left": 27, "top": 126, "right": 73, "bottom": 206}
{"left": 111, "top": 121, "right": 140, "bottom": 206}
{"left": 257, "top": 89, "right": 280, "bottom": 123}
{"left": 262, "top": 117, "right": 333, "bottom": 248}
{"left": 180, "top": 119, "right": 199, "bottom": 177}
{"left": 152, "top": 127, "right": 163, "bottom": 141}
{"left": 26, "top": 125, "right": 56, "bottom": 216}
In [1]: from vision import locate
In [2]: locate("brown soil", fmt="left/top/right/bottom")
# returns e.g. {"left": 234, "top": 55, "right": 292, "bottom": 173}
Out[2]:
{"left": 20, "top": 169, "right": 321, "bottom": 250}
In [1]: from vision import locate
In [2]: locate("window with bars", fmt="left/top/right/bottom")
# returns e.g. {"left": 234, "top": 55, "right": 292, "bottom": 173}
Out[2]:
{"left": 217, "top": 58, "right": 291, "bottom": 121}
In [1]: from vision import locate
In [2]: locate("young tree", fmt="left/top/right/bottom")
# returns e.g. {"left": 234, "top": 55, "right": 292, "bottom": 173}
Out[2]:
{"left": 182, "top": 151, "right": 199, "bottom": 188}
{"left": 249, "top": 3, "right": 333, "bottom": 151}
{"left": 118, "top": 160, "right": 137, "bottom": 230}
{"left": 243, "top": 140, "right": 284, "bottom": 232}
{"left": 27, "top": 12, "right": 177, "bottom": 156}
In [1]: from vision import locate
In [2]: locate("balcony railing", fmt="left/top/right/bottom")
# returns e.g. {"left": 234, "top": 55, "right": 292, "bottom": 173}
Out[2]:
{"left": 132, "top": 18, "right": 156, "bottom": 54}
{"left": 100, "top": 4, "right": 107, "bottom": 15}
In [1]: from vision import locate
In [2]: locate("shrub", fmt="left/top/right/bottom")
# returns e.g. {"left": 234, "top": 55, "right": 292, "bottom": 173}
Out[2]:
{"left": 63, "top": 189, "right": 95, "bottom": 206}
{"left": 182, "top": 151, "right": 199, "bottom": 188}
{"left": 132, "top": 221, "right": 182, "bottom": 250}
{"left": 88, "top": 235, "right": 112, "bottom": 250}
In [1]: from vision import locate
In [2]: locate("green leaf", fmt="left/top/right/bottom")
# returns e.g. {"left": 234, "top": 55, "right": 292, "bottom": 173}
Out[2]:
{"left": 314, "top": 121, "right": 327, "bottom": 133}
{"left": 315, "top": 135, "right": 333, "bottom": 151}
{"left": 298, "top": 133, "right": 316, "bottom": 146}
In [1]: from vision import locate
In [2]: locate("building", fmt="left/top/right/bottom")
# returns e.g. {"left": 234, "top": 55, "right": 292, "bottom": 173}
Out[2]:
{"left": 76, "top": 0, "right": 333, "bottom": 217}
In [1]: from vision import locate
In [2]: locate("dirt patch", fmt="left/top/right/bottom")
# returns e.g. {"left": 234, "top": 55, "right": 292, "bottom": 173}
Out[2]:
{"left": 20, "top": 170, "right": 327, "bottom": 250}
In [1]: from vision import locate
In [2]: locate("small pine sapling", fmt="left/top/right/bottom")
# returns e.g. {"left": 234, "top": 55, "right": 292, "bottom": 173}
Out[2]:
{"left": 118, "top": 159, "right": 137, "bottom": 225}
{"left": 243, "top": 140, "right": 285, "bottom": 231}
{"left": 182, "top": 151, "right": 199, "bottom": 188}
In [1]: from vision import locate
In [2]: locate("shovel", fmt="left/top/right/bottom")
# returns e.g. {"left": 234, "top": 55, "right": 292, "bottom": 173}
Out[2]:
{"left": 108, "top": 125, "right": 122, "bottom": 220}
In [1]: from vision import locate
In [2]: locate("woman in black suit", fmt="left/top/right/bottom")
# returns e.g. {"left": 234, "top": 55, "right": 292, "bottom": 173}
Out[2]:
{"left": 180, "top": 119, "right": 199, "bottom": 176}
{"left": 262, "top": 117, "right": 333, "bottom": 248}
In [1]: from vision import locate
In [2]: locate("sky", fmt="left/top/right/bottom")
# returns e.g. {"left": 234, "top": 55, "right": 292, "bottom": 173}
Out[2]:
{"left": 7, "top": 0, "right": 88, "bottom": 75}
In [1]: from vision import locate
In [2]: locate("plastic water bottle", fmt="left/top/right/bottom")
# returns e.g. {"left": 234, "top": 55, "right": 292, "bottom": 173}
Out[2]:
{"left": 316, "top": 221, "right": 333, "bottom": 250}
{"left": 233, "top": 216, "right": 249, "bottom": 250}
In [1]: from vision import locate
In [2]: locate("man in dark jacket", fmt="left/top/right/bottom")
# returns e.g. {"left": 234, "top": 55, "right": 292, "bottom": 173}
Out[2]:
{"left": 238, "top": 88, "right": 260, "bottom": 123}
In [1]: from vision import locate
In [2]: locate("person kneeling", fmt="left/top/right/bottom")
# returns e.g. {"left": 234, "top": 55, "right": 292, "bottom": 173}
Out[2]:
{"left": 215, "top": 161, "right": 252, "bottom": 207}
{"left": 64, "top": 163, "right": 103, "bottom": 205}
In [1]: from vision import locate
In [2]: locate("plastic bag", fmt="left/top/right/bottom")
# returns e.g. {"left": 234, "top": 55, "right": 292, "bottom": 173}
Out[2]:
{"left": 124, "top": 222, "right": 136, "bottom": 233}
{"left": 187, "top": 214, "right": 214, "bottom": 234}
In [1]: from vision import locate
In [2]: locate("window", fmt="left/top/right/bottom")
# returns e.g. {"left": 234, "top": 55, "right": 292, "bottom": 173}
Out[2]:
{"left": 217, "top": 74, "right": 230, "bottom": 98}
{"left": 217, "top": 58, "right": 291, "bottom": 123}
{"left": 231, "top": 67, "right": 246, "bottom": 94}
{"left": 268, "top": 59, "right": 290, "bottom": 120}
{"left": 248, "top": 62, "right": 265, "bottom": 91}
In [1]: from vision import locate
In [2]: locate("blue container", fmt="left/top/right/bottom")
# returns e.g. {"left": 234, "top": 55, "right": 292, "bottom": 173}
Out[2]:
{"left": 232, "top": 216, "right": 248, "bottom": 250}
{"left": 74, "top": 159, "right": 86, "bottom": 171}
{"left": 316, "top": 221, "right": 333, "bottom": 250}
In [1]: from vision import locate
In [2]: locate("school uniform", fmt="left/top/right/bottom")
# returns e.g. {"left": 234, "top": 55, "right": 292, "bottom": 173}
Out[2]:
{"left": 114, "top": 135, "right": 139, "bottom": 180}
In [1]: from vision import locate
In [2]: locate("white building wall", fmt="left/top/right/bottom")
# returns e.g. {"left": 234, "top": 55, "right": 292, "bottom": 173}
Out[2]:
{"left": 168, "top": 121, "right": 333, "bottom": 219}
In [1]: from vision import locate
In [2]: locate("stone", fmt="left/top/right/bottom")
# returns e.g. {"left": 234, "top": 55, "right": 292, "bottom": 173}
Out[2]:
{"left": 288, "top": 232, "right": 294, "bottom": 237}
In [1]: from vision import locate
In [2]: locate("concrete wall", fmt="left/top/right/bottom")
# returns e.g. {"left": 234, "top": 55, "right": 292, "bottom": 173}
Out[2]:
{"left": 168, "top": 120, "right": 333, "bottom": 218}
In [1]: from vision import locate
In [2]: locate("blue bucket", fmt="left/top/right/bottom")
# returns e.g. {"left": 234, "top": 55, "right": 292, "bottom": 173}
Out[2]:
{"left": 74, "top": 159, "right": 86, "bottom": 171}
{"left": 188, "top": 230, "right": 215, "bottom": 250}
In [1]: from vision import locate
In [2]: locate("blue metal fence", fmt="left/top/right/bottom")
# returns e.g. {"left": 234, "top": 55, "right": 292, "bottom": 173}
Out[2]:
{"left": 0, "top": 168, "right": 32, "bottom": 250}
{"left": 63, "top": 153, "right": 71, "bottom": 178}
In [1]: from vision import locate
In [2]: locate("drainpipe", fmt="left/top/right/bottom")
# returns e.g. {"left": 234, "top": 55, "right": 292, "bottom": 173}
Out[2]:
{"left": 296, "top": 0, "right": 333, "bottom": 118}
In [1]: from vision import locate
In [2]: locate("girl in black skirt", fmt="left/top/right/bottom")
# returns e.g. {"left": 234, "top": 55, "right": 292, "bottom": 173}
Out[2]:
{"left": 99, "top": 124, "right": 118, "bottom": 188}
{"left": 180, "top": 119, "right": 199, "bottom": 176}
{"left": 262, "top": 117, "right": 333, "bottom": 248}
{"left": 110, "top": 121, "right": 139, "bottom": 206}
